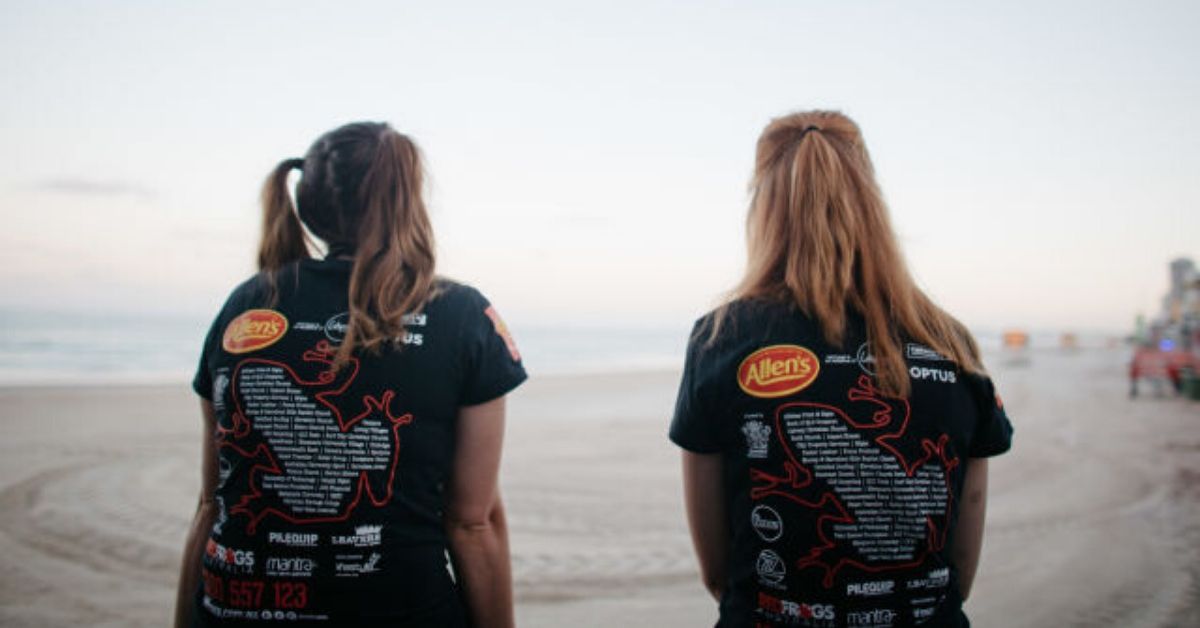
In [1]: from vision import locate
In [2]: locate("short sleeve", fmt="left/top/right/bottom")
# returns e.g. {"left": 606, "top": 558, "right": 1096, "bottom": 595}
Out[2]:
{"left": 458, "top": 290, "right": 527, "bottom": 406}
{"left": 669, "top": 320, "right": 723, "bottom": 454}
{"left": 966, "top": 373, "right": 1014, "bottom": 457}
{"left": 192, "top": 315, "right": 222, "bottom": 400}
{"left": 192, "top": 281, "right": 251, "bottom": 400}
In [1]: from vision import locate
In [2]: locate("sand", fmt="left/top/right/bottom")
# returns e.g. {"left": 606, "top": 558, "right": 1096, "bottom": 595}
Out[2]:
{"left": 0, "top": 348, "right": 1197, "bottom": 627}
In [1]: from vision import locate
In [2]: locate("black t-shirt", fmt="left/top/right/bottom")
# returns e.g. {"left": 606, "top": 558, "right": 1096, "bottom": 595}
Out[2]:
{"left": 670, "top": 300, "right": 1013, "bottom": 628}
{"left": 191, "top": 258, "right": 526, "bottom": 625}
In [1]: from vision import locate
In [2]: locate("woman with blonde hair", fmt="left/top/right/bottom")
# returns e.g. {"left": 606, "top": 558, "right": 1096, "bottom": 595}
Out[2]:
{"left": 671, "top": 111, "right": 1012, "bottom": 627}
{"left": 175, "top": 122, "right": 525, "bottom": 627}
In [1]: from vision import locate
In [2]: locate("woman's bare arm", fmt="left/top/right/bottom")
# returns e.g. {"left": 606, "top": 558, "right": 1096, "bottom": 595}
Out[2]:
{"left": 951, "top": 457, "right": 989, "bottom": 600}
{"left": 445, "top": 396, "right": 513, "bottom": 628}
{"left": 682, "top": 450, "right": 729, "bottom": 601}
{"left": 174, "top": 399, "right": 219, "bottom": 628}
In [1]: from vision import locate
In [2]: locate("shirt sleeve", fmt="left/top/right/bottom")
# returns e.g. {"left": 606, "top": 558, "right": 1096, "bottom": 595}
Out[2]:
{"left": 669, "top": 320, "right": 724, "bottom": 454}
{"left": 192, "top": 283, "right": 248, "bottom": 400}
{"left": 192, "top": 314, "right": 222, "bottom": 400}
{"left": 458, "top": 289, "right": 528, "bottom": 406}
{"left": 965, "top": 373, "right": 1014, "bottom": 457}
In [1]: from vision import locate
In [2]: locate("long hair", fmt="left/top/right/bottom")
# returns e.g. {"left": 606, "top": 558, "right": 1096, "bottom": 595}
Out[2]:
{"left": 257, "top": 122, "right": 437, "bottom": 368}
{"left": 714, "top": 110, "right": 981, "bottom": 397}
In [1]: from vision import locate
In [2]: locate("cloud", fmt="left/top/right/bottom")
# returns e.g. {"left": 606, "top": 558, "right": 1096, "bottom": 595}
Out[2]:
{"left": 30, "top": 178, "right": 156, "bottom": 200}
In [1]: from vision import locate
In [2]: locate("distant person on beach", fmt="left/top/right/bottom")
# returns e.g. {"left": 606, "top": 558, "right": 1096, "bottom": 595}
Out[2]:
{"left": 670, "top": 111, "right": 1013, "bottom": 627}
{"left": 175, "top": 122, "right": 525, "bottom": 627}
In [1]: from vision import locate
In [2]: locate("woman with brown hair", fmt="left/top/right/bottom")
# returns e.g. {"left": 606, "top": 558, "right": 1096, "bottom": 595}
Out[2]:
{"left": 175, "top": 122, "right": 525, "bottom": 627}
{"left": 671, "top": 111, "right": 1013, "bottom": 627}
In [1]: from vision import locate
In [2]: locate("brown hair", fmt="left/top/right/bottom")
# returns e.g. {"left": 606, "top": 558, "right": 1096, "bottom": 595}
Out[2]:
{"left": 258, "top": 122, "right": 437, "bottom": 368}
{"left": 714, "top": 110, "right": 981, "bottom": 396}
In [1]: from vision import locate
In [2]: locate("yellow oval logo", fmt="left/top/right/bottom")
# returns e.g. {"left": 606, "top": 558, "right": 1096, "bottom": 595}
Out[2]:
{"left": 737, "top": 345, "right": 820, "bottom": 398}
{"left": 222, "top": 309, "right": 288, "bottom": 354}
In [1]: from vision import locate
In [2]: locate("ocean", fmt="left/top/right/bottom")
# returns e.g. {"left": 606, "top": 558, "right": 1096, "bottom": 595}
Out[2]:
{"left": 0, "top": 308, "right": 692, "bottom": 387}
{"left": 0, "top": 308, "right": 1120, "bottom": 387}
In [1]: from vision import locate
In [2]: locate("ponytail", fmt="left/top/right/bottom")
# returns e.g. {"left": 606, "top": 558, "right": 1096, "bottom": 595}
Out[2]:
{"left": 332, "top": 129, "right": 437, "bottom": 368}
{"left": 260, "top": 123, "right": 437, "bottom": 370}
{"left": 257, "top": 158, "right": 310, "bottom": 271}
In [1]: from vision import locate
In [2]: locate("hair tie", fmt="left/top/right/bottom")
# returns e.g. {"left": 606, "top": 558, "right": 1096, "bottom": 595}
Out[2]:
{"left": 288, "top": 157, "right": 305, "bottom": 172}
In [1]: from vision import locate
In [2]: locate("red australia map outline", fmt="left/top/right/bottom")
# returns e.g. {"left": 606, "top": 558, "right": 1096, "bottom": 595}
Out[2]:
{"left": 217, "top": 340, "right": 413, "bottom": 533}
{"left": 750, "top": 375, "right": 959, "bottom": 587}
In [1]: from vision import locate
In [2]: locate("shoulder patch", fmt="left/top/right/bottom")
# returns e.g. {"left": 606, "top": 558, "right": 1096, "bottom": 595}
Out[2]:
{"left": 484, "top": 306, "right": 521, "bottom": 362}
{"left": 223, "top": 309, "right": 288, "bottom": 354}
{"left": 738, "top": 344, "right": 820, "bottom": 398}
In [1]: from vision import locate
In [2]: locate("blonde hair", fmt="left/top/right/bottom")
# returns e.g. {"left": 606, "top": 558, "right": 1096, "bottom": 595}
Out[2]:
{"left": 714, "top": 110, "right": 981, "bottom": 396}
{"left": 258, "top": 122, "right": 436, "bottom": 369}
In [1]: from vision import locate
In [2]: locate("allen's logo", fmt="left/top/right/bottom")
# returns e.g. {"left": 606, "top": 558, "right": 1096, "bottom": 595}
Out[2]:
{"left": 738, "top": 345, "right": 820, "bottom": 398}
{"left": 223, "top": 309, "right": 288, "bottom": 354}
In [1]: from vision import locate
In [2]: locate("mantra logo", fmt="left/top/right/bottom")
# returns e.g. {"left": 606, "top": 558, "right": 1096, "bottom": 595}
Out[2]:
{"left": 331, "top": 524, "right": 383, "bottom": 548}
{"left": 265, "top": 556, "right": 317, "bottom": 578}
{"left": 204, "top": 539, "right": 255, "bottom": 574}
{"left": 738, "top": 345, "right": 820, "bottom": 398}
{"left": 268, "top": 531, "right": 319, "bottom": 548}
{"left": 756, "top": 549, "right": 787, "bottom": 587}
{"left": 846, "top": 608, "right": 897, "bottom": 626}
{"left": 846, "top": 579, "right": 895, "bottom": 597}
{"left": 751, "top": 504, "right": 784, "bottom": 542}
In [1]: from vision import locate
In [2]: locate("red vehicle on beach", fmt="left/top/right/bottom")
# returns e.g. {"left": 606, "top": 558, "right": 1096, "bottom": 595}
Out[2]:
{"left": 1130, "top": 345, "right": 1198, "bottom": 397}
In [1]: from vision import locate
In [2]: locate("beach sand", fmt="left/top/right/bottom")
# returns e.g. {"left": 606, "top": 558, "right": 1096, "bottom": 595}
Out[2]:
{"left": 0, "top": 348, "right": 1197, "bottom": 627}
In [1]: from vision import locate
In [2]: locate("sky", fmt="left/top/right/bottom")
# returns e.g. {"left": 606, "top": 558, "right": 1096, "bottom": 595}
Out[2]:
{"left": 0, "top": 0, "right": 1197, "bottom": 334}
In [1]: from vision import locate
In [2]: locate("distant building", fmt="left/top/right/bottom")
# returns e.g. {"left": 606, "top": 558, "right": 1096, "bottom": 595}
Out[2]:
{"left": 1164, "top": 258, "right": 1196, "bottom": 321}
{"left": 1157, "top": 257, "right": 1199, "bottom": 351}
